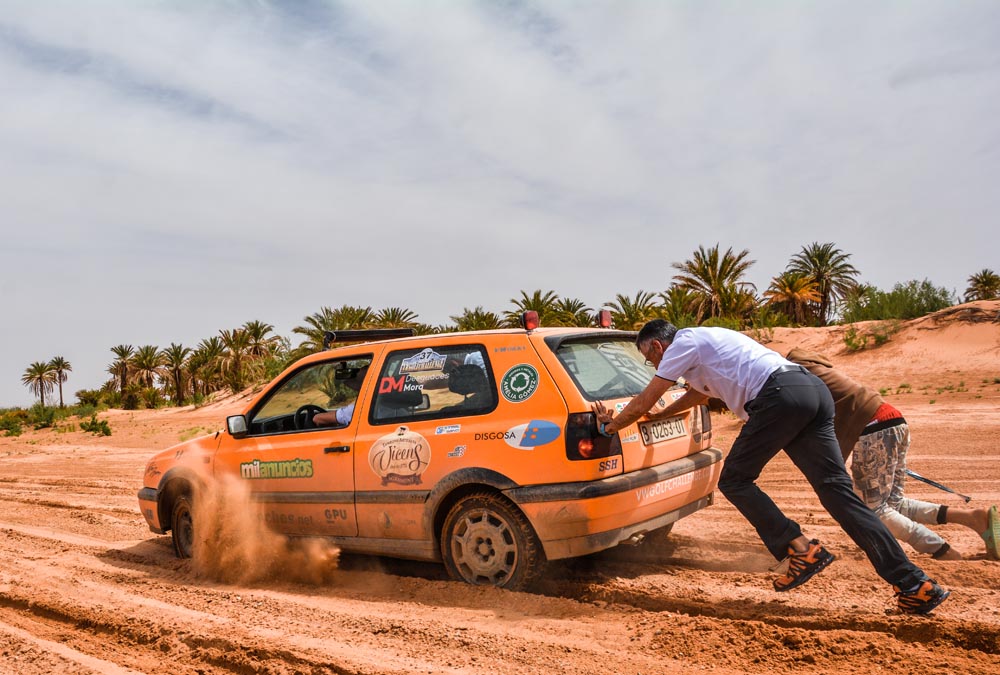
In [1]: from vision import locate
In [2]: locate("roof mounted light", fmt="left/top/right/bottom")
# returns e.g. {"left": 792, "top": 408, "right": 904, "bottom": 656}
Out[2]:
{"left": 597, "top": 309, "right": 613, "bottom": 328}
{"left": 521, "top": 311, "right": 539, "bottom": 332}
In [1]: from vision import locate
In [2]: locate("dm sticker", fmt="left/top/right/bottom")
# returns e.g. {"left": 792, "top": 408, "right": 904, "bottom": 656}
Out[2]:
{"left": 504, "top": 420, "right": 561, "bottom": 449}
{"left": 368, "top": 426, "right": 431, "bottom": 486}
{"left": 500, "top": 364, "right": 539, "bottom": 403}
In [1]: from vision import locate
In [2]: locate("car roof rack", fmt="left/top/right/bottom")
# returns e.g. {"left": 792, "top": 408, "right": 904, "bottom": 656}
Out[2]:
{"left": 323, "top": 329, "right": 416, "bottom": 349}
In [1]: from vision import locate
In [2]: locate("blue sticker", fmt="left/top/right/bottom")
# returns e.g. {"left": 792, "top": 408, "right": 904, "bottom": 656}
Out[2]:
{"left": 504, "top": 420, "right": 561, "bottom": 449}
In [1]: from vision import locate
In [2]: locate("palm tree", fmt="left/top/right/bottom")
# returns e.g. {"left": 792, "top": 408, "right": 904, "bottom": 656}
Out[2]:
{"left": 22, "top": 361, "right": 56, "bottom": 408}
{"left": 671, "top": 244, "right": 756, "bottom": 322}
{"left": 186, "top": 349, "right": 209, "bottom": 398}
{"left": 964, "top": 269, "right": 1000, "bottom": 302}
{"left": 450, "top": 306, "right": 504, "bottom": 331}
{"left": 48, "top": 356, "right": 72, "bottom": 408}
{"left": 132, "top": 345, "right": 163, "bottom": 388}
{"left": 374, "top": 307, "right": 419, "bottom": 328}
{"left": 764, "top": 272, "right": 821, "bottom": 325}
{"left": 606, "top": 291, "right": 659, "bottom": 330}
{"left": 190, "top": 337, "right": 225, "bottom": 397}
{"left": 220, "top": 328, "right": 252, "bottom": 393}
{"left": 243, "top": 320, "right": 281, "bottom": 359}
{"left": 552, "top": 297, "right": 593, "bottom": 327}
{"left": 411, "top": 323, "right": 443, "bottom": 335}
{"left": 787, "top": 242, "right": 859, "bottom": 325}
{"left": 109, "top": 344, "right": 134, "bottom": 395}
{"left": 292, "top": 305, "right": 375, "bottom": 354}
{"left": 504, "top": 290, "right": 561, "bottom": 327}
{"left": 717, "top": 286, "right": 759, "bottom": 326}
{"left": 657, "top": 286, "right": 698, "bottom": 327}
{"left": 160, "top": 343, "right": 191, "bottom": 405}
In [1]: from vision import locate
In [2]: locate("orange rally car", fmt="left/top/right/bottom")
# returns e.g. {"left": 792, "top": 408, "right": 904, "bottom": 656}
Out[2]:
{"left": 138, "top": 315, "right": 722, "bottom": 590}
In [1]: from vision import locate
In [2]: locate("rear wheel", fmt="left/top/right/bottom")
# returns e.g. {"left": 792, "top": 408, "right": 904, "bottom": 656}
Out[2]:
{"left": 441, "top": 492, "right": 544, "bottom": 591}
{"left": 171, "top": 494, "right": 194, "bottom": 558}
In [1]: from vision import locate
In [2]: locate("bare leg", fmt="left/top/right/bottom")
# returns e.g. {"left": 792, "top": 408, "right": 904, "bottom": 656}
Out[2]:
{"left": 942, "top": 506, "right": 989, "bottom": 534}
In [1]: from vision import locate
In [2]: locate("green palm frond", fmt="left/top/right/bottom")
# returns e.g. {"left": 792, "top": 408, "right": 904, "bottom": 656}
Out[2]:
{"left": 964, "top": 269, "right": 1000, "bottom": 302}
{"left": 22, "top": 361, "right": 56, "bottom": 407}
{"left": 787, "top": 242, "right": 860, "bottom": 325}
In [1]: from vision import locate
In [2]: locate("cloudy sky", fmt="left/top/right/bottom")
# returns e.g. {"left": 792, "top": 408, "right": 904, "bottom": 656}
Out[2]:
{"left": 2, "top": 0, "right": 999, "bottom": 407}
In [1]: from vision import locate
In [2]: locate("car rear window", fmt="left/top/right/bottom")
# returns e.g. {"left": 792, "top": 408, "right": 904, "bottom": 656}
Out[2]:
{"left": 553, "top": 337, "right": 653, "bottom": 401}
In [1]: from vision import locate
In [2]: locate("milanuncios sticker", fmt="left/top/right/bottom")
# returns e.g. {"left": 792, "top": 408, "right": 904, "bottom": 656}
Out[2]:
{"left": 500, "top": 364, "right": 539, "bottom": 403}
{"left": 368, "top": 426, "right": 431, "bottom": 486}
{"left": 504, "top": 420, "right": 561, "bottom": 449}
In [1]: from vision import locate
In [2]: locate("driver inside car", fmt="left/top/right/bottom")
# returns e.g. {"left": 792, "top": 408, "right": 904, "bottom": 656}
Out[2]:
{"left": 312, "top": 364, "right": 369, "bottom": 427}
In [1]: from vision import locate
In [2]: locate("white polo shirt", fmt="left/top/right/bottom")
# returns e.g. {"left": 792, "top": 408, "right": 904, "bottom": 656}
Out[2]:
{"left": 335, "top": 401, "right": 355, "bottom": 426}
{"left": 655, "top": 327, "right": 793, "bottom": 421}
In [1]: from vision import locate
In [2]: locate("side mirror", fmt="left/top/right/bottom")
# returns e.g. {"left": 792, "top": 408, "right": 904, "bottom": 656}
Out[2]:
{"left": 227, "top": 415, "right": 248, "bottom": 439}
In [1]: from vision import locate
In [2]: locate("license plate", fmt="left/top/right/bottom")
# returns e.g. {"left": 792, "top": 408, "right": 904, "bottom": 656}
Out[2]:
{"left": 639, "top": 416, "right": 686, "bottom": 445}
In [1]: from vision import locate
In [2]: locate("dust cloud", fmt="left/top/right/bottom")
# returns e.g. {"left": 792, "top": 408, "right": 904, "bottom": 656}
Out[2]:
{"left": 190, "top": 476, "right": 341, "bottom": 585}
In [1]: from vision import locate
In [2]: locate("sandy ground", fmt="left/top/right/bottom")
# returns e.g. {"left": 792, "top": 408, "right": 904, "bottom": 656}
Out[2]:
{"left": 2, "top": 302, "right": 999, "bottom": 674}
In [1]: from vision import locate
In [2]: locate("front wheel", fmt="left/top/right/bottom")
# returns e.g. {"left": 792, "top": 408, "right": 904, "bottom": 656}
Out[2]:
{"left": 440, "top": 492, "right": 545, "bottom": 591}
{"left": 171, "top": 494, "right": 194, "bottom": 558}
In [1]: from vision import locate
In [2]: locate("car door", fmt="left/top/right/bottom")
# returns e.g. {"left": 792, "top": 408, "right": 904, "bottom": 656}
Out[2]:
{"left": 213, "top": 351, "right": 377, "bottom": 537}
{"left": 353, "top": 342, "right": 500, "bottom": 544}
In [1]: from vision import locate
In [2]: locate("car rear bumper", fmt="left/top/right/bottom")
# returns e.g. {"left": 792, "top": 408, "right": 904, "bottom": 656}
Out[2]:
{"left": 505, "top": 448, "right": 723, "bottom": 560}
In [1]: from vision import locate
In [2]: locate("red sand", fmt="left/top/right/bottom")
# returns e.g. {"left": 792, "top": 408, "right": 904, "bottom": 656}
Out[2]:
{"left": 2, "top": 301, "right": 998, "bottom": 674}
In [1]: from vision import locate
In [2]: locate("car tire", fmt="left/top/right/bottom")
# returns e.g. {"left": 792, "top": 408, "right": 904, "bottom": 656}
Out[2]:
{"left": 440, "top": 492, "right": 544, "bottom": 591}
{"left": 171, "top": 494, "right": 194, "bottom": 559}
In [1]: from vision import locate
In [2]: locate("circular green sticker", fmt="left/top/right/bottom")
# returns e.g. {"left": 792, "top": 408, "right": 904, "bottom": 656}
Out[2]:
{"left": 501, "top": 364, "right": 539, "bottom": 403}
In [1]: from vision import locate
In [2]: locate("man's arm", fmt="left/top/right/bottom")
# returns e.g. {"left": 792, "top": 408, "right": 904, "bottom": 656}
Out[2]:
{"left": 312, "top": 410, "right": 339, "bottom": 427}
{"left": 593, "top": 376, "right": 673, "bottom": 434}
{"left": 645, "top": 387, "right": 709, "bottom": 421}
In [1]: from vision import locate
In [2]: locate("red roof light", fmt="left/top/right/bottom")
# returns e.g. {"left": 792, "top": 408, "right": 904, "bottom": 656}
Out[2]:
{"left": 521, "top": 311, "right": 539, "bottom": 331}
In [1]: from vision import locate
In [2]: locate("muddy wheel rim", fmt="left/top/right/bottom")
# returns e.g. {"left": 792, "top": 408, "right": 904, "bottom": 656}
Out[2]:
{"left": 176, "top": 506, "right": 193, "bottom": 555}
{"left": 449, "top": 508, "right": 518, "bottom": 585}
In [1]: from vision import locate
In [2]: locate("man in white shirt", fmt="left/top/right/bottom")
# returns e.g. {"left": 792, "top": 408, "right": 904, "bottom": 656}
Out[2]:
{"left": 313, "top": 365, "right": 368, "bottom": 427}
{"left": 593, "top": 319, "right": 949, "bottom": 615}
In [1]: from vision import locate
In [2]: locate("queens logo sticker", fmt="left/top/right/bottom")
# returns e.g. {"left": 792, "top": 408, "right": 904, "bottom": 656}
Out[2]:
{"left": 368, "top": 426, "right": 431, "bottom": 486}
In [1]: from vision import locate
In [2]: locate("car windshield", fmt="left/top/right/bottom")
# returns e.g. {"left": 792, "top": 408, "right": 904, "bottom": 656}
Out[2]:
{"left": 553, "top": 337, "right": 653, "bottom": 400}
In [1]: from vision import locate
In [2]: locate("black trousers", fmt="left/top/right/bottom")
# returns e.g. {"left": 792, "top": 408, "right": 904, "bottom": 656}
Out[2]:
{"left": 718, "top": 367, "right": 925, "bottom": 590}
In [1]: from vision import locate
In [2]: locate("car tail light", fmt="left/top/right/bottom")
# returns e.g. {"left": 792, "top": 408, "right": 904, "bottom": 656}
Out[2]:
{"left": 700, "top": 404, "right": 713, "bottom": 442}
{"left": 565, "top": 412, "right": 621, "bottom": 461}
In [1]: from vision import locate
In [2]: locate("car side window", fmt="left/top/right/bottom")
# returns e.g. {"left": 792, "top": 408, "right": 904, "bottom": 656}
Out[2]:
{"left": 371, "top": 345, "right": 495, "bottom": 424}
{"left": 248, "top": 355, "right": 373, "bottom": 435}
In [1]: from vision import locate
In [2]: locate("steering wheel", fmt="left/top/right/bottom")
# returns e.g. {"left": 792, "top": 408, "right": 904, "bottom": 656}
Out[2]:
{"left": 293, "top": 404, "right": 327, "bottom": 430}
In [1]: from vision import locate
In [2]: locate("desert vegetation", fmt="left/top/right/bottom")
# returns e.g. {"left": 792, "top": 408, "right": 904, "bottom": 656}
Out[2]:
{"left": 11, "top": 243, "right": 996, "bottom": 414}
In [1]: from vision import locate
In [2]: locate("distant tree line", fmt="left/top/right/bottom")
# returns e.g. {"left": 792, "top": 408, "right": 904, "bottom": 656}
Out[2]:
{"left": 16, "top": 242, "right": 999, "bottom": 411}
